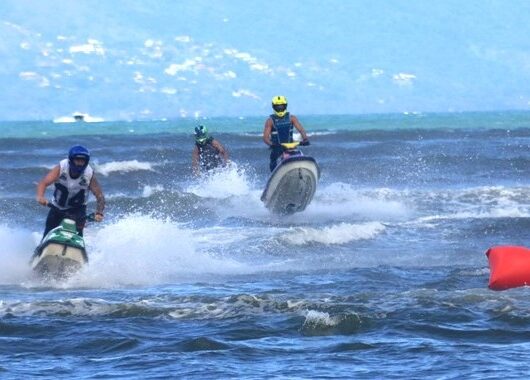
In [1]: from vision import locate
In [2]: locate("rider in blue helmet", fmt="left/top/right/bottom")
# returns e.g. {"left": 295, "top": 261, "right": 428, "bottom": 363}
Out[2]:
{"left": 263, "top": 96, "right": 310, "bottom": 171}
{"left": 68, "top": 145, "right": 91, "bottom": 175}
{"left": 192, "top": 125, "right": 229, "bottom": 175}
{"left": 36, "top": 145, "right": 105, "bottom": 238}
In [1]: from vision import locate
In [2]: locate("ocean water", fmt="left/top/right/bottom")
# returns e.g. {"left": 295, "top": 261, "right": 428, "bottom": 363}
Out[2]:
{"left": 0, "top": 112, "right": 529, "bottom": 379}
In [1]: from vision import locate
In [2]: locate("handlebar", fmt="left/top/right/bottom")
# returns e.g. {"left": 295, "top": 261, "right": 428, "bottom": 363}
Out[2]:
{"left": 45, "top": 201, "right": 96, "bottom": 222}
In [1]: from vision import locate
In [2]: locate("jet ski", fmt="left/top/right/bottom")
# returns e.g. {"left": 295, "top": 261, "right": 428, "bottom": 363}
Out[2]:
{"left": 261, "top": 142, "right": 320, "bottom": 215}
{"left": 31, "top": 218, "right": 88, "bottom": 280}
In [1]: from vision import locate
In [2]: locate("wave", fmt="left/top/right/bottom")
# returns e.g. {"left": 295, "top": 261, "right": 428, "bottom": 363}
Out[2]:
{"left": 95, "top": 160, "right": 157, "bottom": 176}
{"left": 301, "top": 310, "right": 362, "bottom": 336}
{"left": 416, "top": 208, "right": 530, "bottom": 224}
{"left": 306, "top": 183, "right": 412, "bottom": 222}
{"left": 409, "top": 185, "right": 530, "bottom": 225}
{"left": 281, "top": 222, "right": 386, "bottom": 245}
{"left": 0, "top": 292, "right": 303, "bottom": 319}
{"left": 0, "top": 291, "right": 359, "bottom": 323}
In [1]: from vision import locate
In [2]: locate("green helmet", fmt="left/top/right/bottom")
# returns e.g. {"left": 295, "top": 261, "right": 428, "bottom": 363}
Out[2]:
{"left": 194, "top": 125, "right": 209, "bottom": 144}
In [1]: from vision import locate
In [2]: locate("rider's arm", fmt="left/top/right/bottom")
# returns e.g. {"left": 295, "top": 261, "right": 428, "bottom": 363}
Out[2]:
{"left": 212, "top": 140, "right": 229, "bottom": 162}
{"left": 192, "top": 146, "right": 200, "bottom": 175}
{"left": 89, "top": 175, "right": 105, "bottom": 220}
{"left": 291, "top": 115, "right": 309, "bottom": 141}
{"left": 36, "top": 165, "right": 60, "bottom": 205}
{"left": 263, "top": 118, "right": 273, "bottom": 146}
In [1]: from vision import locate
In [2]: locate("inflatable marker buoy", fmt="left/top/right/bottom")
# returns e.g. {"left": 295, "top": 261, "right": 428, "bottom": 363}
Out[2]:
{"left": 486, "top": 246, "right": 530, "bottom": 290}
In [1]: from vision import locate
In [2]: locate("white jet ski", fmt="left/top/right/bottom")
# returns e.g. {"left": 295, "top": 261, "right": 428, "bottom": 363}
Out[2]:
{"left": 261, "top": 142, "right": 320, "bottom": 215}
{"left": 31, "top": 218, "right": 88, "bottom": 280}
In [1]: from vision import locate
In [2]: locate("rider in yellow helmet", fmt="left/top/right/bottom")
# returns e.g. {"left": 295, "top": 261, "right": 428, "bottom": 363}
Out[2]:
{"left": 263, "top": 96, "right": 310, "bottom": 171}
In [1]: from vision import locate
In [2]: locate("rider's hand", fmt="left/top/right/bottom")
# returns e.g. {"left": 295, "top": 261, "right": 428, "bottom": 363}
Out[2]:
{"left": 94, "top": 212, "right": 104, "bottom": 222}
{"left": 36, "top": 196, "right": 48, "bottom": 206}
{"left": 300, "top": 139, "right": 310, "bottom": 146}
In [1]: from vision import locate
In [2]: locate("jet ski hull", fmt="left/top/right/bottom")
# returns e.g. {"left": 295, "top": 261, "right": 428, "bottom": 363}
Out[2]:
{"left": 31, "top": 242, "right": 87, "bottom": 279}
{"left": 31, "top": 219, "right": 88, "bottom": 280}
{"left": 261, "top": 156, "right": 320, "bottom": 215}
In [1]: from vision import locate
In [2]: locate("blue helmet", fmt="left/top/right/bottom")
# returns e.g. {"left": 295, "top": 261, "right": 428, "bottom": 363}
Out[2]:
{"left": 68, "top": 145, "right": 90, "bottom": 175}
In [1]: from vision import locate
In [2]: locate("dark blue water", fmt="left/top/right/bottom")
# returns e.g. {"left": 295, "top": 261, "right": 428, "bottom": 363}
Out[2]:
{"left": 0, "top": 112, "right": 529, "bottom": 378}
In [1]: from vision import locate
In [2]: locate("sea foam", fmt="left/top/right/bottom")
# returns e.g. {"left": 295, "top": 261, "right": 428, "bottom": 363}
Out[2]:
{"left": 0, "top": 225, "right": 34, "bottom": 284}
{"left": 95, "top": 160, "right": 156, "bottom": 176}
{"left": 281, "top": 222, "right": 386, "bottom": 246}
{"left": 73, "top": 215, "right": 250, "bottom": 287}
{"left": 185, "top": 162, "right": 253, "bottom": 199}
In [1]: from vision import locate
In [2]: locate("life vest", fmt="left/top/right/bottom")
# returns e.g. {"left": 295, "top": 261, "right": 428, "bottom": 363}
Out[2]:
{"left": 196, "top": 137, "right": 223, "bottom": 171}
{"left": 270, "top": 112, "right": 293, "bottom": 146}
{"left": 52, "top": 159, "right": 93, "bottom": 210}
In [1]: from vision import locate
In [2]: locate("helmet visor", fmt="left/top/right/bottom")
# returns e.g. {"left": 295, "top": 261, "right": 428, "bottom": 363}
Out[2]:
{"left": 72, "top": 156, "right": 87, "bottom": 165}
{"left": 69, "top": 156, "right": 88, "bottom": 174}
{"left": 273, "top": 104, "right": 287, "bottom": 113}
{"left": 196, "top": 135, "right": 208, "bottom": 144}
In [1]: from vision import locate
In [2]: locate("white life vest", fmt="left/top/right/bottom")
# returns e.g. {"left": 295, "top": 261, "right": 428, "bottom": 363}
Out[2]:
{"left": 51, "top": 159, "right": 94, "bottom": 210}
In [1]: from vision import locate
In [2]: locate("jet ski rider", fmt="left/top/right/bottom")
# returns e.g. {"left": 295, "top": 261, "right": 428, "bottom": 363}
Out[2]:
{"left": 262, "top": 95, "right": 310, "bottom": 172}
{"left": 192, "top": 125, "right": 229, "bottom": 175}
{"left": 36, "top": 145, "right": 105, "bottom": 238}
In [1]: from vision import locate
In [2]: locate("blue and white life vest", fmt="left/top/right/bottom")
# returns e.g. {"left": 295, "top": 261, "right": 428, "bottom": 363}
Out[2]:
{"left": 52, "top": 159, "right": 93, "bottom": 210}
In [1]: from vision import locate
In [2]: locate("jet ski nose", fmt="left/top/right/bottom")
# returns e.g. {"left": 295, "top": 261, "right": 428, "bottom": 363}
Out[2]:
{"left": 61, "top": 219, "right": 77, "bottom": 232}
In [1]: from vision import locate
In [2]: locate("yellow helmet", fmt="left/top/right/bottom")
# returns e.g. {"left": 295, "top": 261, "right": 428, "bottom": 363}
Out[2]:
{"left": 271, "top": 95, "right": 288, "bottom": 117}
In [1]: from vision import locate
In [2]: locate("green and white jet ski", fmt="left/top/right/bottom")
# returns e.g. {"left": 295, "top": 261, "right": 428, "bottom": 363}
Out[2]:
{"left": 31, "top": 218, "right": 88, "bottom": 280}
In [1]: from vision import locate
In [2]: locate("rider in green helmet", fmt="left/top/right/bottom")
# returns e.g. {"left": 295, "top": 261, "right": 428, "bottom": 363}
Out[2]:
{"left": 192, "top": 125, "right": 229, "bottom": 175}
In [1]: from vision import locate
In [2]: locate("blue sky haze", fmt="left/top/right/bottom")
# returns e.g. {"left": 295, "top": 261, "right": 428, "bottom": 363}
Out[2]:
{"left": 1, "top": 0, "right": 529, "bottom": 120}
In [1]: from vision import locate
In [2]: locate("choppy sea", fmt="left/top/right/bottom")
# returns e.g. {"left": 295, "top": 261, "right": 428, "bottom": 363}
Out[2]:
{"left": 1, "top": 111, "right": 529, "bottom": 379}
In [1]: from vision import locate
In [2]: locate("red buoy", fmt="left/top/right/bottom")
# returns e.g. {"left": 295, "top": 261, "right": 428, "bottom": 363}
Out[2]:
{"left": 486, "top": 246, "right": 530, "bottom": 290}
